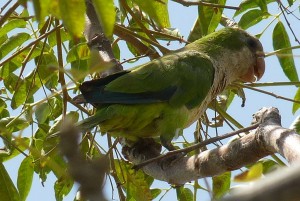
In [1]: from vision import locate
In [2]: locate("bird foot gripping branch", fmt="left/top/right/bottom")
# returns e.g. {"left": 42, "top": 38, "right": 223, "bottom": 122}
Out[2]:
{"left": 73, "top": 27, "right": 265, "bottom": 153}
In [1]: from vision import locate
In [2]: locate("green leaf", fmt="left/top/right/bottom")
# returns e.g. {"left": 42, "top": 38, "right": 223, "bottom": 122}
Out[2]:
{"left": 238, "top": 9, "right": 269, "bottom": 29}
{"left": 197, "top": 0, "right": 226, "bottom": 37}
{"left": 234, "top": 163, "right": 263, "bottom": 182}
{"left": 260, "top": 159, "right": 279, "bottom": 174}
{"left": 187, "top": 18, "right": 202, "bottom": 43}
{"left": 290, "top": 114, "right": 300, "bottom": 132}
{"left": 0, "top": 33, "right": 30, "bottom": 60}
{"left": 66, "top": 42, "right": 90, "bottom": 63}
{"left": 47, "top": 29, "right": 70, "bottom": 47}
{"left": 17, "top": 157, "right": 34, "bottom": 201}
{"left": 0, "top": 99, "right": 7, "bottom": 114}
{"left": 92, "top": 0, "right": 116, "bottom": 38}
{"left": 11, "top": 54, "right": 58, "bottom": 109}
{"left": 272, "top": 21, "right": 298, "bottom": 82}
{"left": 48, "top": 111, "right": 79, "bottom": 135}
{"left": 35, "top": 102, "right": 51, "bottom": 123}
{"left": 0, "top": 117, "right": 29, "bottom": 133}
{"left": 176, "top": 187, "right": 193, "bottom": 201}
{"left": 150, "top": 189, "right": 162, "bottom": 200}
{"left": 0, "top": 163, "right": 20, "bottom": 201}
{"left": 114, "top": 160, "right": 153, "bottom": 201}
{"left": 58, "top": 0, "right": 86, "bottom": 37}
{"left": 255, "top": 0, "right": 268, "bottom": 13}
{"left": 234, "top": 0, "right": 275, "bottom": 17}
{"left": 132, "top": 0, "right": 170, "bottom": 28}
{"left": 54, "top": 176, "right": 73, "bottom": 201}
{"left": 33, "top": 0, "right": 51, "bottom": 21}
{"left": 0, "top": 19, "right": 26, "bottom": 38}
{"left": 287, "top": 0, "right": 294, "bottom": 6}
{"left": 0, "top": 35, "right": 8, "bottom": 46}
{"left": 0, "top": 138, "right": 30, "bottom": 162}
{"left": 212, "top": 172, "right": 231, "bottom": 199}
{"left": 293, "top": 87, "right": 300, "bottom": 113}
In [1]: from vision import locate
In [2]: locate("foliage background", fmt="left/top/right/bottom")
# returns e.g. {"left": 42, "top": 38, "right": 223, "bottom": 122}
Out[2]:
{"left": 0, "top": 0, "right": 300, "bottom": 200}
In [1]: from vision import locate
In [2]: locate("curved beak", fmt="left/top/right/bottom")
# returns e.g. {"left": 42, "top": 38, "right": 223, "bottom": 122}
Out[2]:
{"left": 254, "top": 51, "right": 265, "bottom": 81}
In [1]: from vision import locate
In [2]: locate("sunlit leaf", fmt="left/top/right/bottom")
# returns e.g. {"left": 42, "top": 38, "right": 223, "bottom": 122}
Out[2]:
{"left": 48, "top": 111, "right": 79, "bottom": 135}
{"left": 0, "top": 163, "right": 20, "bottom": 201}
{"left": 0, "top": 117, "right": 29, "bottom": 133}
{"left": 234, "top": 0, "right": 275, "bottom": 17}
{"left": 35, "top": 102, "right": 51, "bottom": 123}
{"left": 32, "top": 0, "right": 51, "bottom": 21}
{"left": 54, "top": 175, "right": 73, "bottom": 201}
{"left": 115, "top": 160, "right": 153, "bottom": 200}
{"left": 92, "top": 0, "right": 116, "bottom": 38}
{"left": 292, "top": 88, "right": 300, "bottom": 114}
{"left": 0, "top": 33, "right": 30, "bottom": 60}
{"left": 272, "top": 21, "right": 298, "bottom": 82}
{"left": 47, "top": 29, "right": 70, "bottom": 47}
{"left": 213, "top": 172, "right": 231, "bottom": 199}
{"left": 234, "top": 163, "right": 263, "bottom": 182}
{"left": 0, "top": 19, "right": 26, "bottom": 38}
{"left": 260, "top": 159, "right": 279, "bottom": 174}
{"left": 238, "top": 9, "right": 269, "bottom": 29}
{"left": 17, "top": 157, "right": 34, "bottom": 201}
{"left": 0, "top": 138, "right": 30, "bottom": 162}
{"left": 66, "top": 42, "right": 90, "bottom": 63}
{"left": 132, "top": 0, "right": 170, "bottom": 28}
{"left": 58, "top": 0, "right": 86, "bottom": 37}
{"left": 11, "top": 54, "right": 58, "bottom": 109}
{"left": 198, "top": 0, "right": 226, "bottom": 37}
{"left": 0, "top": 99, "right": 7, "bottom": 114}
{"left": 255, "top": 0, "right": 268, "bottom": 13}
{"left": 290, "top": 114, "right": 300, "bottom": 132}
{"left": 151, "top": 189, "right": 162, "bottom": 200}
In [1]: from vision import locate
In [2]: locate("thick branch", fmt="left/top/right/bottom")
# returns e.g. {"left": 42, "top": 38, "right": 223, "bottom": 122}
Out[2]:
{"left": 124, "top": 107, "right": 300, "bottom": 184}
{"left": 84, "top": 0, "right": 122, "bottom": 76}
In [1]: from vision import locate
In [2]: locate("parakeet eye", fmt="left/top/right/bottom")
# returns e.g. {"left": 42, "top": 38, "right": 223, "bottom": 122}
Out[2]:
{"left": 247, "top": 38, "right": 258, "bottom": 50}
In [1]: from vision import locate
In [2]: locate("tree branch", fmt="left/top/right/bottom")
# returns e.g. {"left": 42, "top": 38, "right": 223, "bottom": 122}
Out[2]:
{"left": 123, "top": 107, "right": 300, "bottom": 185}
{"left": 84, "top": 0, "right": 123, "bottom": 77}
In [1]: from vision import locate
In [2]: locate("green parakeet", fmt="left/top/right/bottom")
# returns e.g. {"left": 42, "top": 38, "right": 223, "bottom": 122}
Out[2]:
{"left": 73, "top": 27, "right": 265, "bottom": 150}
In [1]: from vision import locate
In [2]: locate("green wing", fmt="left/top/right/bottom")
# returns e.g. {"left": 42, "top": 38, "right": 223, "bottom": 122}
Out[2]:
{"left": 105, "top": 50, "right": 215, "bottom": 108}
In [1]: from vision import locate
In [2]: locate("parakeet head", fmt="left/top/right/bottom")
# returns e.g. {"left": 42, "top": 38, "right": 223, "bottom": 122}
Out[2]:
{"left": 192, "top": 27, "right": 265, "bottom": 83}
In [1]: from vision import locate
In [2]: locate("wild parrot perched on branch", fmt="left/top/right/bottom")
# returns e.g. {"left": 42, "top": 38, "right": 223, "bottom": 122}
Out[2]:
{"left": 73, "top": 27, "right": 265, "bottom": 150}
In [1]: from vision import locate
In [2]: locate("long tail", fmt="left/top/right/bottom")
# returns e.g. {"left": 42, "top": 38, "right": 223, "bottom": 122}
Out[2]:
{"left": 74, "top": 110, "right": 108, "bottom": 131}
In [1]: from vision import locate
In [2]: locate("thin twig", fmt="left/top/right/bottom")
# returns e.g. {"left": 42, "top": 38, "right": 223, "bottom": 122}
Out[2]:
{"left": 15, "top": 17, "right": 52, "bottom": 89}
{"left": 119, "top": 0, "right": 170, "bottom": 55}
{"left": 277, "top": 1, "right": 300, "bottom": 44}
{"left": 236, "top": 83, "right": 300, "bottom": 104}
{"left": 244, "top": 81, "right": 300, "bottom": 87}
{"left": 114, "top": 24, "right": 160, "bottom": 59}
{"left": 120, "top": 54, "right": 149, "bottom": 64}
{"left": 0, "top": 135, "right": 28, "bottom": 157}
{"left": 0, "top": 0, "right": 13, "bottom": 14}
{"left": 133, "top": 123, "right": 260, "bottom": 169}
{"left": 55, "top": 19, "right": 68, "bottom": 119}
{"left": 0, "top": 1, "right": 19, "bottom": 27}
{"left": 265, "top": 45, "right": 300, "bottom": 57}
{"left": 115, "top": 24, "right": 169, "bottom": 54}
{"left": 107, "top": 136, "right": 126, "bottom": 201}
{"left": 172, "top": 0, "right": 240, "bottom": 10}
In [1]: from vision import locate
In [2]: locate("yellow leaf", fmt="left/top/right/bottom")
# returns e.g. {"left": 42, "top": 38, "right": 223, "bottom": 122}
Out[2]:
{"left": 234, "top": 163, "right": 263, "bottom": 182}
